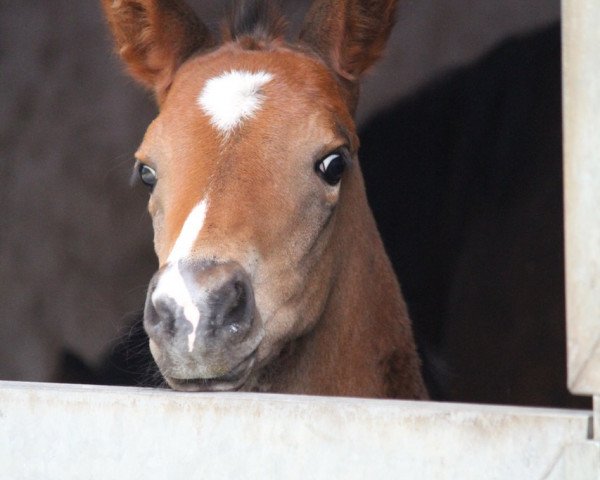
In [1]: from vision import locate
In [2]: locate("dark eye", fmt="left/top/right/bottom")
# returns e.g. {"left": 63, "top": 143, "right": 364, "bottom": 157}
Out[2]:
{"left": 315, "top": 152, "right": 346, "bottom": 186}
{"left": 138, "top": 164, "right": 157, "bottom": 189}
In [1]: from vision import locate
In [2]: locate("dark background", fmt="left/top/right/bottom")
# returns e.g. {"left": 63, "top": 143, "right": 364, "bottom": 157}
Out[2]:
{"left": 3, "top": 1, "right": 583, "bottom": 408}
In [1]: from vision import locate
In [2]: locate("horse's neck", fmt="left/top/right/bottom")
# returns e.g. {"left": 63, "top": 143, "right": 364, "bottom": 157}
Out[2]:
{"left": 264, "top": 172, "right": 428, "bottom": 399}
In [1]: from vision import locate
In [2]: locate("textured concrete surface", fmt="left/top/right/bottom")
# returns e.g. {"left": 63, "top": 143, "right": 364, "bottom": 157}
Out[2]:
{"left": 563, "top": 0, "right": 600, "bottom": 396}
{"left": 0, "top": 381, "right": 591, "bottom": 479}
{"left": 554, "top": 441, "right": 600, "bottom": 480}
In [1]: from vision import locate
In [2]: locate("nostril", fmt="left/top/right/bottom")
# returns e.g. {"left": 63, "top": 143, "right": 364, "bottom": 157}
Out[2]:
{"left": 211, "top": 275, "right": 254, "bottom": 338}
{"left": 225, "top": 282, "right": 246, "bottom": 320}
{"left": 224, "top": 281, "right": 247, "bottom": 328}
{"left": 145, "top": 293, "right": 179, "bottom": 337}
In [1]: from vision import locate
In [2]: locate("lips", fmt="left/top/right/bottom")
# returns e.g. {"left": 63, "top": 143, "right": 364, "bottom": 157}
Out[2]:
{"left": 164, "top": 354, "right": 256, "bottom": 392}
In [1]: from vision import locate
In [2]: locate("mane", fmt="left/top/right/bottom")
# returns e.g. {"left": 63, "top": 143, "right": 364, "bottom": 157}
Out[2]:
{"left": 222, "top": 0, "right": 288, "bottom": 46}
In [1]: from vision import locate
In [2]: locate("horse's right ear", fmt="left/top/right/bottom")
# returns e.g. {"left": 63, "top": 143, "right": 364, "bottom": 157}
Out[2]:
{"left": 101, "top": 0, "right": 213, "bottom": 103}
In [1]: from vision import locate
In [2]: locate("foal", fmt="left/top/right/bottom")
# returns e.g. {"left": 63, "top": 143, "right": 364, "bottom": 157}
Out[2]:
{"left": 102, "top": 0, "right": 427, "bottom": 399}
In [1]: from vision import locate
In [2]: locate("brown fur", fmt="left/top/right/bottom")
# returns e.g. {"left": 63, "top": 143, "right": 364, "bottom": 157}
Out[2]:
{"left": 102, "top": 0, "right": 427, "bottom": 399}
{"left": 257, "top": 164, "right": 427, "bottom": 398}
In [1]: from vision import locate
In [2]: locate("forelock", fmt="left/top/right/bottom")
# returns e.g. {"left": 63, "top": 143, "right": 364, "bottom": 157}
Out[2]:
{"left": 222, "top": 0, "right": 288, "bottom": 47}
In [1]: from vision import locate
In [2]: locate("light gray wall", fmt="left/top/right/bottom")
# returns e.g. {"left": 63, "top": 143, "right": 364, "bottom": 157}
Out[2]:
{"left": 0, "top": 0, "right": 559, "bottom": 381}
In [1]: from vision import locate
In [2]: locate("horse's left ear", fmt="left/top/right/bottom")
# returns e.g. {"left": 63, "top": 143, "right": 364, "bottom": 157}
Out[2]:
{"left": 101, "top": 0, "right": 214, "bottom": 103}
{"left": 299, "top": 0, "right": 398, "bottom": 111}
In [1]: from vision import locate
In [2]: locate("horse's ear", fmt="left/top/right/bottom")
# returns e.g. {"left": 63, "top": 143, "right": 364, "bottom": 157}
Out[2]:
{"left": 101, "top": 0, "right": 214, "bottom": 102}
{"left": 299, "top": 0, "right": 397, "bottom": 110}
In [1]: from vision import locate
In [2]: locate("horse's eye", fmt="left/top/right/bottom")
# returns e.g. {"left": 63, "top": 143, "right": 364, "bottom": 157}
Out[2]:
{"left": 138, "top": 164, "right": 157, "bottom": 189}
{"left": 316, "top": 152, "right": 346, "bottom": 186}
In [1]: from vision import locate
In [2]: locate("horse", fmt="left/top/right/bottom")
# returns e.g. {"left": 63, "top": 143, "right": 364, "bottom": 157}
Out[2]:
{"left": 101, "top": 0, "right": 427, "bottom": 399}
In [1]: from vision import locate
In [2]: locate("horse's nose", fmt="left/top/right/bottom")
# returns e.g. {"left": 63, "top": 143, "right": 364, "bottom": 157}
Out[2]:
{"left": 145, "top": 260, "right": 255, "bottom": 351}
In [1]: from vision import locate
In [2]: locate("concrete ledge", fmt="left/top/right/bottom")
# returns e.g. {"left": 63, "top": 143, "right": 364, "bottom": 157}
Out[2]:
{"left": 0, "top": 381, "right": 592, "bottom": 479}
{"left": 563, "top": 0, "right": 600, "bottom": 395}
{"left": 561, "top": 441, "right": 600, "bottom": 479}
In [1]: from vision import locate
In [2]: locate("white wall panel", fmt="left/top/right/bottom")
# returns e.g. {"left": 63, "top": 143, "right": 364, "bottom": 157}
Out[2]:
{"left": 563, "top": 0, "right": 600, "bottom": 396}
{"left": 0, "top": 382, "right": 591, "bottom": 480}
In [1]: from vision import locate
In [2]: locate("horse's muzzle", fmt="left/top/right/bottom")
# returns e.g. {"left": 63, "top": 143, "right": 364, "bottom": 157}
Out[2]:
{"left": 143, "top": 259, "right": 264, "bottom": 390}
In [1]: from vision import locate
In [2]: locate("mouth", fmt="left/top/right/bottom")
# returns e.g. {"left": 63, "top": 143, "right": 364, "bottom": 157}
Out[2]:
{"left": 164, "top": 354, "right": 256, "bottom": 392}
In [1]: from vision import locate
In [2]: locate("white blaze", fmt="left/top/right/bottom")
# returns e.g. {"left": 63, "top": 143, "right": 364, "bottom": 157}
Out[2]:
{"left": 167, "top": 199, "right": 209, "bottom": 263}
{"left": 197, "top": 70, "right": 273, "bottom": 134}
{"left": 151, "top": 198, "right": 209, "bottom": 352}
